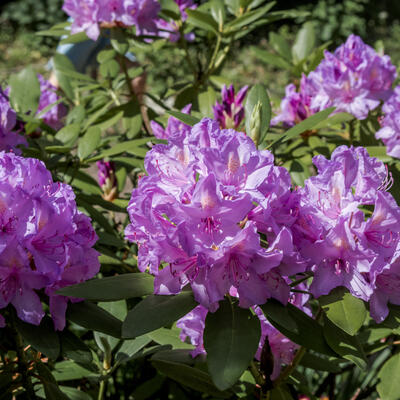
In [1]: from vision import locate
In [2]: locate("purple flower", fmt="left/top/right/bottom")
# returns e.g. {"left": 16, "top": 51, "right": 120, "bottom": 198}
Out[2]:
{"left": 97, "top": 160, "right": 118, "bottom": 201}
{"left": 125, "top": 118, "right": 305, "bottom": 312}
{"left": 155, "top": 0, "right": 197, "bottom": 42}
{"left": 63, "top": 0, "right": 101, "bottom": 40}
{"left": 271, "top": 75, "right": 314, "bottom": 127}
{"left": 37, "top": 75, "right": 67, "bottom": 130}
{"left": 273, "top": 35, "right": 396, "bottom": 123}
{"left": 293, "top": 146, "right": 400, "bottom": 321}
{"left": 0, "top": 89, "right": 27, "bottom": 154}
{"left": 213, "top": 85, "right": 248, "bottom": 130}
{"left": 151, "top": 104, "right": 192, "bottom": 140}
{"left": 376, "top": 86, "right": 400, "bottom": 158}
{"left": 62, "top": 0, "right": 160, "bottom": 41}
{"left": 0, "top": 152, "right": 100, "bottom": 329}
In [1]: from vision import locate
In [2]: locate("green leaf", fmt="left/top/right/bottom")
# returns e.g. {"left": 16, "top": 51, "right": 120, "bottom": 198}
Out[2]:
{"left": 323, "top": 317, "right": 367, "bottom": 370}
{"left": 264, "top": 303, "right": 335, "bottom": 356}
{"left": 269, "top": 107, "right": 335, "bottom": 147}
{"left": 319, "top": 287, "right": 366, "bottom": 336}
{"left": 9, "top": 67, "right": 40, "bottom": 115}
{"left": 245, "top": 84, "right": 271, "bottom": 140}
{"left": 78, "top": 127, "right": 101, "bottom": 160}
{"left": 269, "top": 32, "right": 292, "bottom": 61}
{"left": 225, "top": 2, "right": 276, "bottom": 32}
{"left": 86, "top": 138, "right": 152, "bottom": 162}
{"left": 292, "top": 21, "right": 316, "bottom": 62}
{"left": 186, "top": 9, "right": 219, "bottom": 33}
{"left": 36, "top": 363, "right": 70, "bottom": 400}
{"left": 198, "top": 87, "right": 217, "bottom": 118}
{"left": 261, "top": 299, "right": 298, "bottom": 332}
{"left": 167, "top": 110, "right": 200, "bottom": 126}
{"left": 60, "top": 31, "right": 89, "bottom": 45}
{"left": 52, "top": 361, "right": 96, "bottom": 381}
{"left": 377, "top": 353, "right": 400, "bottom": 400}
{"left": 57, "top": 273, "right": 154, "bottom": 301}
{"left": 116, "top": 335, "right": 153, "bottom": 363}
{"left": 99, "top": 59, "right": 120, "bottom": 78}
{"left": 151, "top": 359, "right": 230, "bottom": 398}
{"left": 16, "top": 317, "right": 60, "bottom": 359}
{"left": 59, "top": 330, "right": 93, "bottom": 364}
{"left": 110, "top": 28, "right": 129, "bottom": 55}
{"left": 122, "top": 291, "right": 198, "bottom": 338}
{"left": 58, "top": 387, "right": 92, "bottom": 400}
{"left": 210, "top": 0, "right": 226, "bottom": 26}
{"left": 55, "top": 123, "right": 80, "bottom": 146}
{"left": 365, "top": 146, "right": 392, "bottom": 162}
{"left": 251, "top": 47, "right": 291, "bottom": 69}
{"left": 53, "top": 53, "right": 76, "bottom": 99}
{"left": 67, "top": 301, "right": 122, "bottom": 338}
{"left": 300, "top": 353, "right": 341, "bottom": 373}
{"left": 204, "top": 299, "right": 261, "bottom": 390}
{"left": 97, "top": 49, "right": 117, "bottom": 64}
{"left": 148, "top": 327, "right": 195, "bottom": 350}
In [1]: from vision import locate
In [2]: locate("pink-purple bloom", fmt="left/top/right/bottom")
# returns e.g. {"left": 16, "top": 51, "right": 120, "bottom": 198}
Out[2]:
{"left": 213, "top": 85, "right": 248, "bottom": 130}
{"left": 376, "top": 86, "right": 400, "bottom": 158}
{"left": 62, "top": 0, "right": 160, "bottom": 41}
{"left": 0, "top": 152, "right": 100, "bottom": 329}
{"left": 156, "top": 0, "right": 197, "bottom": 42}
{"left": 293, "top": 145, "right": 400, "bottom": 322}
{"left": 37, "top": 75, "right": 67, "bottom": 130}
{"left": 273, "top": 35, "right": 396, "bottom": 124}
{"left": 125, "top": 118, "right": 305, "bottom": 312}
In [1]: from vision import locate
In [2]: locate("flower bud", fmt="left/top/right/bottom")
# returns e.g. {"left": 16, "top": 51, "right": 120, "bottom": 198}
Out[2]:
{"left": 249, "top": 101, "right": 262, "bottom": 146}
{"left": 97, "top": 160, "right": 118, "bottom": 202}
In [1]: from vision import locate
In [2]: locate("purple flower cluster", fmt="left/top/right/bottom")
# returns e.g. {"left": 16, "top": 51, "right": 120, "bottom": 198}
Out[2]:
{"left": 156, "top": 0, "right": 197, "bottom": 42}
{"left": 177, "top": 289, "right": 309, "bottom": 379}
{"left": 273, "top": 35, "right": 396, "bottom": 125}
{"left": 293, "top": 146, "right": 400, "bottom": 322}
{"left": 213, "top": 85, "right": 248, "bottom": 130}
{"left": 0, "top": 89, "right": 27, "bottom": 154}
{"left": 0, "top": 152, "right": 100, "bottom": 329}
{"left": 376, "top": 86, "right": 400, "bottom": 158}
{"left": 37, "top": 75, "right": 67, "bottom": 130}
{"left": 62, "top": 0, "right": 160, "bottom": 41}
{"left": 125, "top": 118, "right": 305, "bottom": 311}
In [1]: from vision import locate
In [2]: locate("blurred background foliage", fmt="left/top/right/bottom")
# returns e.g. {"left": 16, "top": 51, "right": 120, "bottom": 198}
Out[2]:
{"left": 2, "top": 0, "right": 400, "bottom": 101}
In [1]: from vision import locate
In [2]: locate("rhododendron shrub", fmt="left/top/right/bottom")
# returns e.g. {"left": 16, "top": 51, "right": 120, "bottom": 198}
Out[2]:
{"left": 4, "top": 2, "right": 400, "bottom": 399}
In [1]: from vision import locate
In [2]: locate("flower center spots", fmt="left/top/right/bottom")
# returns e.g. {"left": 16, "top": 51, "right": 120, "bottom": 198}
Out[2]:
{"left": 170, "top": 256, "right": 199, "bottom": 284}
{"left": 334, "top": 259, "right": 350, "bottom": 275}
{"left": 200, "top": 216, "right": 221, "bottom": 236}
{"left": 224, "top": 255, "right": 249, "bottom": 283}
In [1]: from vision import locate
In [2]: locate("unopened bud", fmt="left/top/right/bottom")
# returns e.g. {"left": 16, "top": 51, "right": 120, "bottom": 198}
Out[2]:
{"left": 249, "top": 101, "right": 262, "bottom": 146}
{"left": 97, "top": 160, "right": 118, "bottom": 202}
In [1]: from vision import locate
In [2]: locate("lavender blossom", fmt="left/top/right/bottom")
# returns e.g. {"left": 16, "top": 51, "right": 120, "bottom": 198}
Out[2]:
{"left": 0, "top": 152, "right": 100, "bottom": 329}
{"left": 125, "top": 118, "right": 305, "bottom": 312}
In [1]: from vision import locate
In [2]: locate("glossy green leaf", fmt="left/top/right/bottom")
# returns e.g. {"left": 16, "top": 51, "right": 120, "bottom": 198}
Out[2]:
{"left": 225, "top": 2, "right": 275, "bottom": 32}
{"left": 269, "top": 32, "right": 292, "bottom": 61}
{"left": 251, "top": 47, "right": 291, "bottom": 69}
{"left": 55, "top": 123, "right": 80, "bottom": 146}
{"left": 300, "top": 353, "right": 341, "bottom": 373}
{"left": 36, "top": 363, "right": 69, "bottom": 400}
{"left": 9, "top": 67, "right": 40, "bottom": 115}
{"left": 323, "top": 317, "right": 367, "bottom": 370}
{"left": 122, "top": 291, "right": 198, "bottom": 338}
{"left": 320, "top": 287, "right": 366, "bottom": 336}
{"left": 77, "top": 126, "right": 101, "bottom": 160}
{"left": 377, "top": 353, "right": 400, "bottom": 400}
{"left": 186, "top": 9, "right": 219, "bottom": 33}
{"left": 116, "top": 335, "right": 152, "bottom": 363}
{"left": 52, "top": 361, "right": 96, "bottom": 382}
{"left": 365, "top": 146, "right": 392, "bottom": 162}
{"left": 269, "top": 107, "right": 335, "bottom": 147}
{"left": 292, "top": 21, "right": 316, "bottom": 61}
{"left": 67, "top": 301, "right": 122, "bottom": 338}
{"left": 16, "top": 317, "right": 60, "bottom": 359}
{"left": 151, "top": 359, "right": 230, "bottom": 398}
{"left": 59, "top": 330, "right": 93, "bottom": 364}
{"left": 58, "top": 273, "right": 154, "bottom": 301}
{"left": 204, "top": 299, "right": 261, "bottom": 390}
{"left": 264, "top": 303, "right": 336, "bottom": 356}
{"left": 167, "top": 110, "right": 200, "bottom": 126}
{"left": 148, "top": 327, "right": 195, "bottom": 350}
{"left": 198, "top": 87, "right": 217, "bottom": 118}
